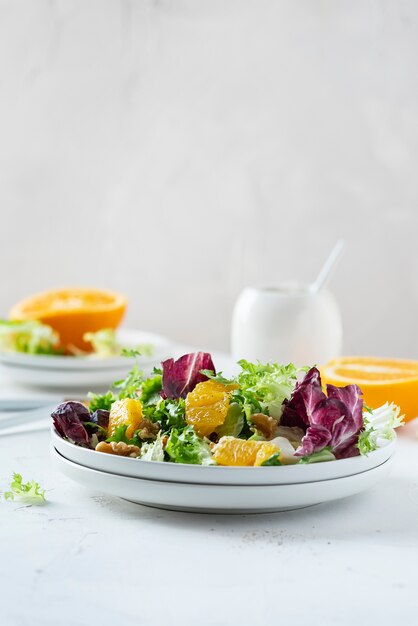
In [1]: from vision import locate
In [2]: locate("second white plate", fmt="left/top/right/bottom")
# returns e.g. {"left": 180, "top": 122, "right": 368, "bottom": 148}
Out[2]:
{"left": 0, "top": 329, "right": 172, "bottom": 389}
{"left": 52, "top": 446, "right": 394, "bottom": 513}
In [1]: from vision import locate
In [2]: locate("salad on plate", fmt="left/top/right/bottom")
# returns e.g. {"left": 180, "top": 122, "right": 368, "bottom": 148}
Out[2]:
{"left": 51, "top": 351, "right": 403, "bottom": 467}
{"left": 0, "top": 288, "right": 154, "bottom": 359}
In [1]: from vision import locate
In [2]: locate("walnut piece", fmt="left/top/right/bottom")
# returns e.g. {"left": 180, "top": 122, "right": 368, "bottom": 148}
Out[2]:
{"left": 250, "top": 413, "right": 305, "bottom": 445}
{"left": 137, "top": 419, "right": 160, "bottom": 440}
{"left": 95, "top": 441, "right": 140, "bottom": 458}
{"left": 275, "top": 425, "right": 305, "bottom": 447}
{"left": 250, "top": 413, "right": 279, "bottom": 439}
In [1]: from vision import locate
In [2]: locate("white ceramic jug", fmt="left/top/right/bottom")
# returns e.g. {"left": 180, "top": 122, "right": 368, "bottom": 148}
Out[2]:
{"left": 231, "top": 285, "right": 342, "bottom": 366}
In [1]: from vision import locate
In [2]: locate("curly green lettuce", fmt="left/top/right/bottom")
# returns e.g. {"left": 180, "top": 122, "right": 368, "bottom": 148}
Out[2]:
{"left": 140, "top": 434, "right": 165, "bottom": 462}
{"left": 0, "top": 320, "right": 60, "bottom": 355}
{"left": 4, "top": 473, "right": 46, "bottom": 503}
{"left": 358, "top": 402, "right": 404, "bottom": 455}
{"left": 165, "top": 427, "right": 214, "bottom": 465}
{"left": 83, "top": 328, "right": 154, "bottom": 358}
{"left": 203, "top": 360, "right": 303, "bottom": 419}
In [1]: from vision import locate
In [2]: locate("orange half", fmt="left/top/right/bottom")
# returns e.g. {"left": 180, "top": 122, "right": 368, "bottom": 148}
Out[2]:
{"left": 321, "top": 356, "right": 418, "bottom": 422}
{"left": 10, "top": 287, "right": 127, "bottom": 352}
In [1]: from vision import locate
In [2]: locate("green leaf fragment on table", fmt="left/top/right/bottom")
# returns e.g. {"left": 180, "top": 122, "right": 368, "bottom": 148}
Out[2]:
{"left": 4, "top": 473, "right": 46, "bottom": 503}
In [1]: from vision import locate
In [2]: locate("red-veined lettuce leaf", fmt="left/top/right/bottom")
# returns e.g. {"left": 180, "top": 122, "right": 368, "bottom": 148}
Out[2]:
{"left": 51, "top": 401, "right": 92, "bottom": 448}
{"left": 281, "top": 367, "right": 326, "bottom": 429}
{"left": 281, "top": 367, "right": 364, "bottom": 459}
{"left": 161, "top": 352, "right": 215, "bottom": 399}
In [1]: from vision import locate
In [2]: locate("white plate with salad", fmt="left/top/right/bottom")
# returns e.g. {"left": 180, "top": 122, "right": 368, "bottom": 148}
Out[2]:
{"left": 0, "top": 326, "right": 172, "bottom": 389}
{"left": 50, "top": 352, "right": 402, "bottom": 511}
{"left": 52, "top": 427, "right": 396, "bottom": 485}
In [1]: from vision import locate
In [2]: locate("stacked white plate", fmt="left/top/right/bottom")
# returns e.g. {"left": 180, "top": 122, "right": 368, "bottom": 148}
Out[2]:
{"left": 0, "top": 330, "right": 172, "bottom": 390}
{"left": 52, "top": 429, "right": 396, "bottom": 514}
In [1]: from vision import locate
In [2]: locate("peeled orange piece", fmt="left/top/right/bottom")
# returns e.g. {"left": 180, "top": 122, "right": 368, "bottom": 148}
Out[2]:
{"left": 108, "top": 398, "right": 143, "bottom": 439}
{"left": 212, "top": 436, "right": 279, "bottom": 466}
{"left": 321, "top": 356, "right": 418, "bottom": 422}
{"left": 185, "top": 380, "right": 237, "bottom": 438}
{"left": 10, "top": 288, "right": 127, "bottom": 352}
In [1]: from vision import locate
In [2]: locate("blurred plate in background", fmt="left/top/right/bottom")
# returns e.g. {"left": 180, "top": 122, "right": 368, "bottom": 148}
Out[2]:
{"left": 0, "top": 329, "right": 172, "bottom": 390}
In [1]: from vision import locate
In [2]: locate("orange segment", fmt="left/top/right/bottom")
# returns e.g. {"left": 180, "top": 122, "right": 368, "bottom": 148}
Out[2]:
{"left": 185, "top": 380, "right": 237, "bottom": 438}
{"left": 254, "top": 443, "right": 281, "bottom": 466}
{"left": 212, "top": 437, "right": 279, "bottom": 466}
{"left": 10, "top": 288, "right": 127, "bottom": 352}
{"left": 108, "top": 398, "right": 143, "bottom": 439}
{"left": 321, "top": 356, "right": 418, "bottom": 422}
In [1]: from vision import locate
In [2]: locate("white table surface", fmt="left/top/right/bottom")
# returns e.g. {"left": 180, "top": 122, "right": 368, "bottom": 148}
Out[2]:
{"left": 0, "top": 360, "right": 418, "bottom": 625}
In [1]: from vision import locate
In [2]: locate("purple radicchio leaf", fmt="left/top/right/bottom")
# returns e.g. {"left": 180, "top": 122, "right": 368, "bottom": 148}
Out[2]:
{"left": 51, "top": 401, "right": 92, "bottom": 448}
{"left": 281, "top": 368, "right": 364, "bottom": 459}
{"left": 325, "top": 383, "right": 364, "bottom": 459}
{"left": 281, "top": 367, "right": 326, "bottom": 429}
{"left": 295, "top": 424, "right": 332, "bottom": 457}
{"left": 294, "top": 385, "right": 364, "bottom": 459}
{"left": 161, "top": 352, "right": 216, "bottom": 399}
{"left": 326, "top": 383, "right": 364, "bottom": 431}
{"left": 295, "top": 397, "right": 349, "bottom": 457}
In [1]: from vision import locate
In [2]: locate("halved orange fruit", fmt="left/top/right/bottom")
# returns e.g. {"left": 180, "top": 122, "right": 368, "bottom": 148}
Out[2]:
{"left": 321, "top": 356, "right": 418, "bottom": 422}
{"left": 10, "top": 288, "right": 127, "bottom": 352}
{"left": 185, "top": 380, "right": 237, "bottom": 438}
{"left": 212, "top": 437, "right": 279, "bottom": 466}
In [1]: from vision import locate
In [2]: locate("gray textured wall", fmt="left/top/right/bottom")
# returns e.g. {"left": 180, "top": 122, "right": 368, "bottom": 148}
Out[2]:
{"left": 1, "top": 1, "right": 417, "bottom": 357}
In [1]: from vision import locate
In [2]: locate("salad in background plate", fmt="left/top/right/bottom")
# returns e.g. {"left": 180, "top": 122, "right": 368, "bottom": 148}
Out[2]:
{"left": 1, "top": 287, "right": 154, "bottom": 359}
{"left": 51, "top": 351, "right": 403, "bottom": 467}
{"left": 0, "top": 322, "right": 154, "bottom": 359}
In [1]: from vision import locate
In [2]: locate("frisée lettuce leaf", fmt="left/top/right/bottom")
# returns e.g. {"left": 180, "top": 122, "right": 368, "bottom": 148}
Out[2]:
{"left": 357, "top": 402, "right": 404, "bottom": 455}
{"left": 165, "top": 427, "right": 214, "bottom": 465}
{"left": 4, "top": 473, "right": 46, "bottom": 503}
{"left": 140, "top": 433, "right": 165, "bottom": 462}
{"left": 204, "top": 360, "right": 301, "bottom": 420}
{"left": 0, "top": 320, "right": 60, "bottom": 355}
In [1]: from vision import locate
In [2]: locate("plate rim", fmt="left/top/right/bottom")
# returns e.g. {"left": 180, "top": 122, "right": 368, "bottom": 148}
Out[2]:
{"left": 53, "top": 444, "right": 394, "bottom": 487}
{"left": 52, "top": 445, "right": 394, "bottom": 489}
{"left": 51, "top": 427, "right": 397, "bottom": 485}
